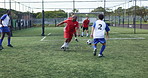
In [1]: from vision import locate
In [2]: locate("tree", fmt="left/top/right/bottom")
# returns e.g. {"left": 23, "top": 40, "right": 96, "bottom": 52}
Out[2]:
{"left": 126, "top": 6, "right": 148, "bottom": 22}
{"left": 137, "top": 7, "right": 148, "bottom": 22}
{"left": 35, "top": 10, "right": 67, "bottom": 18}
{"left": 91, "top": 7, "right": 105, "bottom": 12}
{"left": 72, "top": 9, "right": 79, "bottom": 13}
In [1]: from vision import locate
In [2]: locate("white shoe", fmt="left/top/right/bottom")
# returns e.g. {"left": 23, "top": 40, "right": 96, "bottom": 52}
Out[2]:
{"left": 98, "top": 54, "right": 104, "bottom": 57}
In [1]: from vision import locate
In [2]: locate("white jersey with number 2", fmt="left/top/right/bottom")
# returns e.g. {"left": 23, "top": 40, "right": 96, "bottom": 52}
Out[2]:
{"left": 92, "top": 20, "right": 109, "bottom": 39}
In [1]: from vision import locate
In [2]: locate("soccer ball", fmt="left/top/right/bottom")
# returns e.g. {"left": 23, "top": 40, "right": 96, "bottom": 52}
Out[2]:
{"left": 87, "top": 39, "right": 92, "bottom": 45}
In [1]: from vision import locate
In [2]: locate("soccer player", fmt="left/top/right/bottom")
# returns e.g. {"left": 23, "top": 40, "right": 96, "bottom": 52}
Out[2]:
{"left": 67, "top": 14, "right": 79, "bottom": 42}
{"left": 56, "top": 15, "right": 79, "bottom": 49}
{"left": 0, "top": 10, "right": 13, "bottom": 50}
{"left": 90, "top": 14, "right": 110, "bottom": 57}
{"left": 81, "top": 16, "right": 90, "bottom": 37}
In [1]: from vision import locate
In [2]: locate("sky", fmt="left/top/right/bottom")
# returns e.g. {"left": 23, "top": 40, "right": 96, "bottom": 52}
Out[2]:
{"left": 0, "top": 0, "right": 147, "bottom": 13}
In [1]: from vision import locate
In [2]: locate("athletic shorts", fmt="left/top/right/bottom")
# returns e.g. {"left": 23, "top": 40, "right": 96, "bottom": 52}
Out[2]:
{"left": 93, "top": 38, "right": 106, "bottom": 44}
{"left": 64, "top": 32, "right": 73, "bottom": 39}
{"left": 83, "top": 27, "right": 88, "bottom": 31}
{"left": 0, "top": 27, "right": 10, "bottom": 32}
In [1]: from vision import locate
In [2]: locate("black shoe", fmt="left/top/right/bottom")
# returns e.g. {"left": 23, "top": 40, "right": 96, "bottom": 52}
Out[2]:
{"left": 93, "top": 48, "right": 97, "bottom": 56}
{"left": 7, "top": 44, "right": 13, "bottom": 47}
{"left": 75, "top": 38, "right": 79, "bottom": 42}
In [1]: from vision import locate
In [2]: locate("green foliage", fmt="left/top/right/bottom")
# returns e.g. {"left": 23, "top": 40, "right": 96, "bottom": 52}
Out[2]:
{"left": 91, "top": 7, "right": 105, "bottom": 12}
{"left": 35, "top": 10, "right": 67, "bottom": 18}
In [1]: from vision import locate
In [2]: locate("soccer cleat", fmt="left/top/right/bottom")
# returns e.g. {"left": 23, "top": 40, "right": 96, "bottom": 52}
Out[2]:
{"left": 93, "top": 48, "right": 97, "bottom": 56}
{"left": 98, "top": 54, "right": 104, "bottom": 57}
{"left": 7, "top": 44, "right": 13, "bottom": 47}
{"left": 61, "top": 47, "right": 64, "bottom": 49}
{"left": 61, "top": 47, "right": 66, "bottom": 51}
{"left": 75, "top": 38, "right": 79, "bottom": 42}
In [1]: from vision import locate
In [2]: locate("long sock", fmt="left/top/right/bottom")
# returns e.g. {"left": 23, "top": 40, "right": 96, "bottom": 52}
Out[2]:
{"left": 0, "top": 39, "right": 4, "bottom": 46}
{"left": 66, "top": 42, "right": 69, "bottom": 47}
{"left": 86, "top": 33, "right": 89, "bottom": 37}
{"left": 8, "top": 38, "right": 11, "bottom": 45}
{"left": 62, "top": 42, "right": 66, "bottom": 47}
{"left": 93, "top": 45, "right": 97, "bottom": 49}
{"left": 82, "top": 32, "right": 84, "bottom": 36}
{"left": 100, "top": 45, "right": 106, "bottom": 55}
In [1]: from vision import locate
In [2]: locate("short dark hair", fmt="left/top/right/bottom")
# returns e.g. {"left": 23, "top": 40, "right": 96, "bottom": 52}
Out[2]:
{"left": 98, "top": 14, "right": 104, "bottom": 20}
{"left": 6, "top": 10, "right": 11, "bottom": 13}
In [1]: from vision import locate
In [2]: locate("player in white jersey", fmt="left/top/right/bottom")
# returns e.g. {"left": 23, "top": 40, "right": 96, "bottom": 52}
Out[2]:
{"left": 90, "top": 14, "right": 110, "bottom": 57}
{"left": 0, "top": 10, "right": 13, "bottom": 50}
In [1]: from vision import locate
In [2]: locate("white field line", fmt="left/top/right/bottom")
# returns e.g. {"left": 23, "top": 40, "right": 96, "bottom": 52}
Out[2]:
{"left": 108, "top": 37, "right": 145, "bottom": 40}
{"left": 40, "top": 33, "right": 51, "bottom": 41}
{"left": 41, "top": 37, "right": 145, "bottom": 42}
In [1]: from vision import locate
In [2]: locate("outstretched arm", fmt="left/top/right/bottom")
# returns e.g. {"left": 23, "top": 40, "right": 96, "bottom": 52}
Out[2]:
{"left": 106, "top": 32, "right": 109, "bottom": 39}
{"left": 56, "top": 21, "right": 65, "bottom": 26}
{"left": 105, "top": 24, "right": 110, "bottom": 39}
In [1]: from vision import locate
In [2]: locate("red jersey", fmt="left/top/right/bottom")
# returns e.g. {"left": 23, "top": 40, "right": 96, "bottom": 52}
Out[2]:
{"left": 82, "top": 19, "right": 90, "bottom": 28}
{"left": 63, "top": 19, "right": 79, "bottom": 33}
{"left": 67, "top": 17, "right": 72, "bottom": 20}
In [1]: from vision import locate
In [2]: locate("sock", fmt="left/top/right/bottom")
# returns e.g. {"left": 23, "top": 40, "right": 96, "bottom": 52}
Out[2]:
{"left": 62, "top": 42, "right": 66, "bottom": 47}
{"left": 93, "top": 45, "right": 97, "bottom": 49}
{"left": 82, "top": 32, "right": 84, "bottom": 36}
{"left": 8, "top": 38, "right": 11, "bottom": 45}
{"left": 100, "top": 45, "right": 106, "bottom": 55}
{"left": 0, "top": 39, "right": 4, "bottom": 46}
{"left": 86, "top": 33, "right": 89, "bottom": 37}
{"left": 66, "top": 42, "right": 69, "bottom": 47}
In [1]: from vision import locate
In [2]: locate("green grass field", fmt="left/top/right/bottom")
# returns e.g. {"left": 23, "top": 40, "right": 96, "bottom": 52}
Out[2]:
{"left": 0, "top": 27, "right": 148, "bottom": 78}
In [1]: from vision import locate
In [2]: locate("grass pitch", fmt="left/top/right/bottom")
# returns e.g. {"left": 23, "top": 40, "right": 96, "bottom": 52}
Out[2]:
{"left": 0, "top": 27, "right": 148, "bottom": 78}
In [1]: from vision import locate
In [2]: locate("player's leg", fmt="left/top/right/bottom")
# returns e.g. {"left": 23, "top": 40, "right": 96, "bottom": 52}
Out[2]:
{"left": 93, "top": 44, "right": 97, "bottom": 56}
{"left": 93, "top": 39, "right": 99, "bottom": 56}
{"left": 61, "top": 32, "right": 72, "bottom": 49}
{"left": 81, "top": 27, "right": 85, "bottom": 37}
{"left": 6, "top": 32, "right": 13, "bottom": 47}
{"left": 0, "top": 32, "right": 5, "bottom": 50}
{"left": 74, "top": 32, "right": 78, "bottom": 42}
{"left": 98, "top": 38, "right": 106, "bottom": 57}
{"left": 86, "top": 28, "right": 89, "bottom": 37}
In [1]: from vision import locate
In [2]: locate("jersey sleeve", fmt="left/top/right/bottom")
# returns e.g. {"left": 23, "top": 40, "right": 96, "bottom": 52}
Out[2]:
{"left": 0, "top": 14, "right": 7, "bottom": 20}
{"left": 105, "top": 23, "right": 110, "bottom": 32}
{"left": 92, "top": 22, "right": 96, "bottom": 28}
{"left": 63, "top": 20, "right": 68, "bottom": 23}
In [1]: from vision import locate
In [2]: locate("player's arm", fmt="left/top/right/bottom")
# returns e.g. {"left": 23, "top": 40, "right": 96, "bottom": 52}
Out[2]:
{"left": 105, "top": 24, "right": 110, "bottom": 39}
{"left": 56, "top": 21, "right": 65, "bottom": 26}
{"left": 90, "top": 26, "right": 94, "bottom": 38}
{"left": 0, "top": 20, "right": 4, "bottom": 27}
{"left": 0, "top": 14, "right": 7, "bottom": 27}
{"left": 8, "top": 20, "right": 11, "bottom": 27}
{"left": 75, "top": 23, "right": 80, "bottom": 36}
{"left": 90, "top": 22, "right": 96, "bottom": 38}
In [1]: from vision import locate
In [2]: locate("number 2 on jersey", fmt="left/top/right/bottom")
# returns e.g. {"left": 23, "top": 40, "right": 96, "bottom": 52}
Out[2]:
{"left": 98, "top": 24, "right": 102, "bottom": 30}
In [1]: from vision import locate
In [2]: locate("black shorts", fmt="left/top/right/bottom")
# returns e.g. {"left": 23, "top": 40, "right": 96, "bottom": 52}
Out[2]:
{"left": 83, "top": 27, "right": 88, "bottom": 31}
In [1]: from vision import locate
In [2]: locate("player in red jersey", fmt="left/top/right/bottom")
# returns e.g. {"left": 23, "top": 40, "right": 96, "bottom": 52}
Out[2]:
{"left": 56, "top": 15, "right": 79, "bottom": 49}
{"left": 67, "top": 14, "right": 80, "bottom": 42}
{"left": 81, "top": 16, "right": 90, "bottom": 37}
